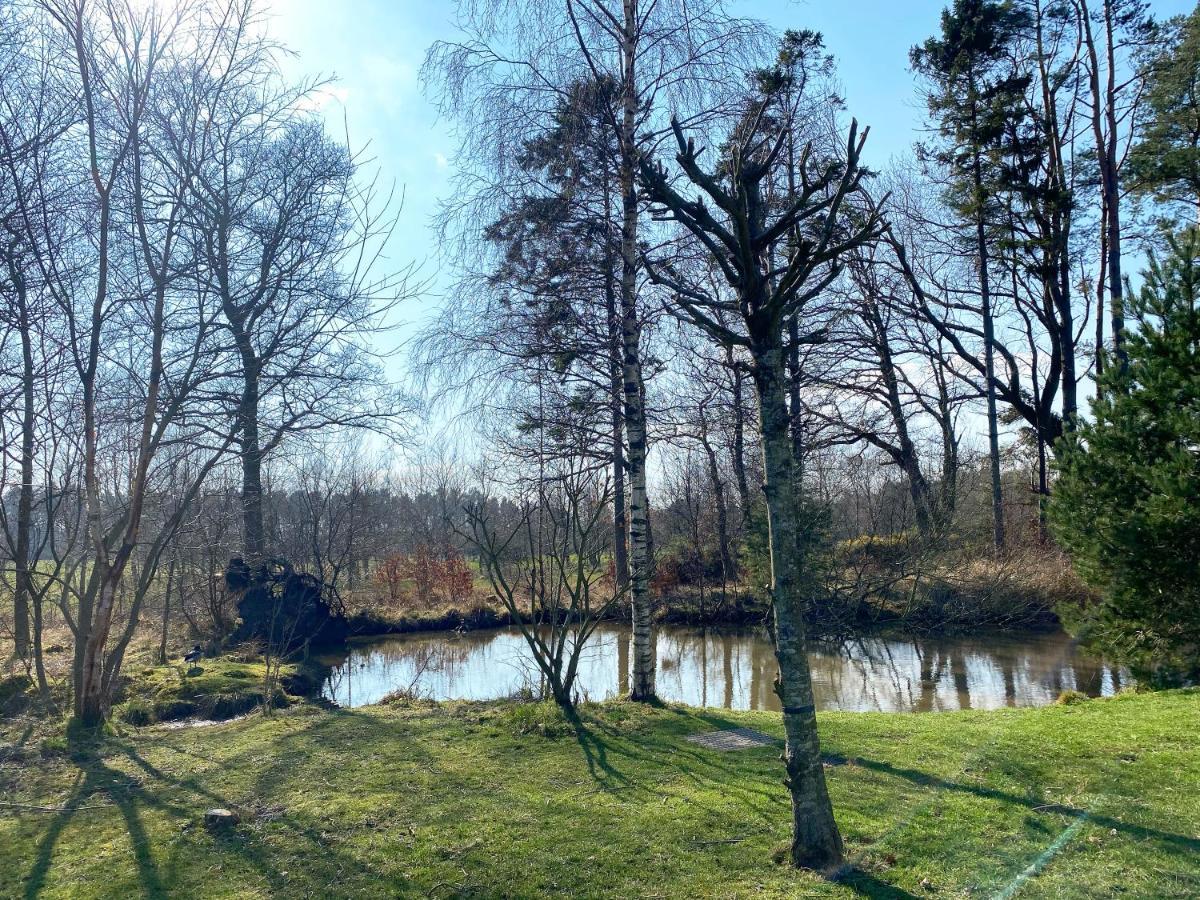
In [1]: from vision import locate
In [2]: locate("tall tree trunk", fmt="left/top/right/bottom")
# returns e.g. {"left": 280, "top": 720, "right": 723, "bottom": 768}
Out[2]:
{"left": 1034, "top": 0, "right": 1078, "bottom": 427}
{"left": 935, "top": 354, "right": 959, "bottom": 527}
{"left": 970, "top": 111, "right": 1005, "bottom": 550}
{"left": 620, "top": 0, "right": 655, "bottom": 701}
{"left": 31, "top": 586, "right": 48, "bottom": 695}
{"left": 751, "top": 341, "right": 843, "bottom": 870}
{"left": 786, "top": 315, "right": 804, "bottom": 476}
{"left": 728, "top": 349, "right": 752, "bottom": 517}
{"left": 870, "top": 299, "right": 936, "bottom": 536}
{"left": 13, "top": 271, "right": 34, "bottom": 659}
{"left": 605, "top": 236, "right": 629, "bottom": 593}
{"left": 1082, "top": 0, "right": 1127, "bottom": 373}
{"left": 699, "top": 416, "right": 734, "bottom": 588}
{"left": 158, "top": 554, "right": 176, "bottom": 663}
{"left": 76, "top": 573, "right": 119, "bottom": 725}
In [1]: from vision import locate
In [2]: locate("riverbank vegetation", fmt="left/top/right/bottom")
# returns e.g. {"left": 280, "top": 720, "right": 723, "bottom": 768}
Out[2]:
{"left": 2, "top": 689, "right": 1198, "bottom": 897}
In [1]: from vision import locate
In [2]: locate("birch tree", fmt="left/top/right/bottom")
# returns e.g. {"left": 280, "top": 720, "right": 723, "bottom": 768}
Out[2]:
{"left": 424, "top": 0, "right": 766, "bottom": 700}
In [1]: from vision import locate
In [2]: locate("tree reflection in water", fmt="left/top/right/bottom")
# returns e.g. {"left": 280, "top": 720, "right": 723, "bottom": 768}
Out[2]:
{"left": 322, "top": 625, "right": 1128, "bottom": 712}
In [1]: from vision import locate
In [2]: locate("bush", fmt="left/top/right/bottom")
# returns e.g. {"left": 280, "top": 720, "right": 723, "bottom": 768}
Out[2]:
{"left": 375, "top": 554, "right": 407, "bottom": 600}
{"left": 372, "top": 545, "right": 477, "bottom": 607}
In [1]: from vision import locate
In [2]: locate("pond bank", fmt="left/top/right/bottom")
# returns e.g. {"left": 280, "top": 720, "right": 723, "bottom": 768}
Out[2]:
{"left": 345, "top": 547, "right": 1083, "bottom": 639}
{"left": 2, "top": 689, "right": 1196, "bottom": 897}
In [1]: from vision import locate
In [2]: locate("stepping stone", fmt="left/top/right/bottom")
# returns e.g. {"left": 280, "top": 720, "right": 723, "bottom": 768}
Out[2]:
{"left": 686, "top": 728, "right": 778, "bottom": 751}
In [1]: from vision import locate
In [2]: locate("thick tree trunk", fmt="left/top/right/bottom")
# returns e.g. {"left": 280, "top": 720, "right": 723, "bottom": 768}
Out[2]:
{"left": 76, "top": 574, "right": 119, "bottom": 726}
{"left": 620, "top": 0, "right": 655, "bottom": 701}
{"left": 786, "top": 315, "right": 804, "bottom": 478}
{"left": 239, "top": 361, "right": 266, "bottom": 568}
{"left": 751, "top": 342, "right": 843, "bottom": 870}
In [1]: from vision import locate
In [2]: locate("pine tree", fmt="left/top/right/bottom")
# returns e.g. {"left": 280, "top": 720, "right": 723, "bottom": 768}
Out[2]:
{"left": 1129, "top": 6, "right": 1200, "bottom": 221}
{"left": 1049, "top": 228, "right": 1200, "bottom": 682}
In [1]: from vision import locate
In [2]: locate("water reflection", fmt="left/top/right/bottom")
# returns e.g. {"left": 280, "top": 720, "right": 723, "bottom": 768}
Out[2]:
{"left": 321, "top": 624, "right": 1128, "bottom": 713}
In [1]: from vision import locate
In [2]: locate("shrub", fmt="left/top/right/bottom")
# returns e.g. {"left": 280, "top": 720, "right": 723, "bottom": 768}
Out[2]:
{"left": 373, "top": 545, "right": 477, "bottom": 608}
{"left": 375, "top": 554, "right": 407, "bottom": 601}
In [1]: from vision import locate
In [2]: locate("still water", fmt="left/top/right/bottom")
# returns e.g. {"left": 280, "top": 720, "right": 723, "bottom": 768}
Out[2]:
{"left": 320, "top": 624, "right": 1128, "bottom": 713}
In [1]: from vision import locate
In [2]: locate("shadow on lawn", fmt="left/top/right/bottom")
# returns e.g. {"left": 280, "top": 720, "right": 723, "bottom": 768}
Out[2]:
{"left": 569, "top": 705, "right": 784, "bottom": 814}
{"left": 568, "top": 707, "right": 925, "bottom": 898}
{"left": 852, "top": 756, "right": 1200, "bottom": 859}
{"left": 24, "top": 746, "right": 169, "bottom": 899}
{"left": 22, "top": 718, "right": 402, "bottom": 900}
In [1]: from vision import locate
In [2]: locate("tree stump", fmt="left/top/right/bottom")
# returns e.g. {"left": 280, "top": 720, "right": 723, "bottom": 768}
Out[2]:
{"left": 204, "top": 808, "right": 240, "bottom": 829}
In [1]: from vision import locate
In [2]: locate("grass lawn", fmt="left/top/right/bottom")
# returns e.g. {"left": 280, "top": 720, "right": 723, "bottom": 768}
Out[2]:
{"left": 1, "top": 689, "right": 1197, "bottom": 898}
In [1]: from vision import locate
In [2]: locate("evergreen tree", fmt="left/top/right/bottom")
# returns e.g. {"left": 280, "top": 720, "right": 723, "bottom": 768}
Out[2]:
{"left": 1129, "top": 5, "right": 1200, "bottom": 222}
{"left": 1049, "top": 229, "right": 1200, "bottom": 682}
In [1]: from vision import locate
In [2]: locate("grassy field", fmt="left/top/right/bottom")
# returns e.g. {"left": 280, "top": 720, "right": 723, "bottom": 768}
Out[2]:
{"left": 1, "top": 688, "right": 1197, "bottom": 898}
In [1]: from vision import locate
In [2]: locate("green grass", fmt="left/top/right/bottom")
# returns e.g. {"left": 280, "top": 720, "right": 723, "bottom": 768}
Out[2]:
{"left": 1, "top": 690, "right": 1197, "bottom": 898}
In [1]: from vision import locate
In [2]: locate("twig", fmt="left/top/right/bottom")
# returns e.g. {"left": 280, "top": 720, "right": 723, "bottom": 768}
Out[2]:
{"left": 688, "top": 836, "right": 746, "bottom": 846}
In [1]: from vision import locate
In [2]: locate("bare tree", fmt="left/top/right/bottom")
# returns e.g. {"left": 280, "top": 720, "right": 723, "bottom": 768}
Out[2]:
{"left": 639, "top": 56, "right": 885, "bottom": 864}
{"left": 1077, "top": 0, "right": 1155, "bottom": 374}
{"left": 184, "top": 66, "right": 412, "bottom": 569}
{"left": 466, "top": 463, "right": 623, "bottom": 713}
{"left": 38, "top": 0, "right": 276, "bottom": 724}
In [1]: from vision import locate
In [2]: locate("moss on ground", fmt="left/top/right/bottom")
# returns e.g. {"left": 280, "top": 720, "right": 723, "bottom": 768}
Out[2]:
{"left": 112, "top": 659, "right": 298, "bottom": 726}
{"left": 0, "top": 689, "right": 1197, "bottom": 898}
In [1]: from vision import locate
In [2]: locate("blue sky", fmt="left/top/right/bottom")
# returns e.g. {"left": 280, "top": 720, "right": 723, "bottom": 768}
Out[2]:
{"left": 268, "top": 0, "right": 948, "bottom": 303}
{"left": 265, "top": 0, "right": 1193, "bottom": 380}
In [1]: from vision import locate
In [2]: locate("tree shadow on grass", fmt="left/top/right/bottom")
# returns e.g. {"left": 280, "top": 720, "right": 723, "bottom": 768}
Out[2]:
{"left": 24, "top": 749, "right": 169, "bottom": 899}
{"left": 831, "top": 867, "right": 921, "bottom": 899}
{"left": 559, "top": 704, "right": 791, "bottom": 847}
{"left": 22, "top": 721, "right": 404, "bottom": 899}
{"left": 570, "top": 711, "right": 634, "bottom": 791}
{"left": 852, "top": 756, "right": 1200, "bottom": 860}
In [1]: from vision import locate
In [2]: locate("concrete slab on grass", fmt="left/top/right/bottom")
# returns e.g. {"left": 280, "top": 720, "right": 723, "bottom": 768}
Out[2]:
{"left": 685, "top": 728, "right": 778, "bottom": 751}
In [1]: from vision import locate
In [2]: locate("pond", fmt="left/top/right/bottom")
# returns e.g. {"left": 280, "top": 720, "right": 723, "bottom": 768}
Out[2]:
{"left": 320, "top": 623, "right": 1129, "bottom": 713}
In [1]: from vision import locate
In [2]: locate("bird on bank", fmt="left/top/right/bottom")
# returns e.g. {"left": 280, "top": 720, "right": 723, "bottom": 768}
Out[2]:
{"left": 183, "top": 644, "right": 203, "bottom": 665}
